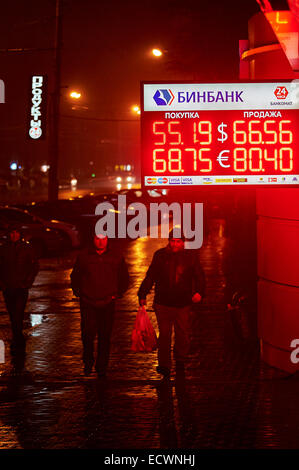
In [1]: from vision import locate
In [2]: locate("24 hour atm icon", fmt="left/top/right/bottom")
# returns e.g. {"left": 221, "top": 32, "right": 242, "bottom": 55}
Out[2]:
{"left": 153, "top": 89, "right": 175, "bottom": 106}
{"left": 274, "top": 86, "right": 288, "bottom": 100}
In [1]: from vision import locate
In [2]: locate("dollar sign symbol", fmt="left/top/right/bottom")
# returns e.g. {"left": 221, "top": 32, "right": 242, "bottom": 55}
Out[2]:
{"left": 217, "top": 123, "right": 228, "bottom": 143}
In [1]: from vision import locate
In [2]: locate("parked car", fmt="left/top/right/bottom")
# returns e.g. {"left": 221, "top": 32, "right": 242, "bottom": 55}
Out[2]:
{"left": 19, "top": 198, "right": 100, "bottom": 246}
{"left": 0, "top": 206, "right": 68, "bottom": 257}
{"left": 16, "top": 205, "right": 81, "bottom": 249}
{"left": 21, "top": 199, "right": 90, "bottom": 226}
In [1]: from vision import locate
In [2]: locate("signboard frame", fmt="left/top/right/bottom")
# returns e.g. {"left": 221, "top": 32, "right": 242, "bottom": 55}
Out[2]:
{"left": 27, "top": 74, "right": 48, "bottom": 141}
{"left": 141, "top": 80, "right": 299, "bottom": 188}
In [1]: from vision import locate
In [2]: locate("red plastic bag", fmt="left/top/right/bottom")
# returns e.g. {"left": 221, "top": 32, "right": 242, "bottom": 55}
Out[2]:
{"left": 131, "top": 306, "right": 157, "bottom": 352}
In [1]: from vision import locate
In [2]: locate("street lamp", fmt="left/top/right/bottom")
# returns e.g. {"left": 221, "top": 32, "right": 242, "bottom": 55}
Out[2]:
{"left": 70, "top": 91, "right": 81, "bottom": 99}
{"left": 152, "top": 48, "right": 163, "bottom": 57}
{"left": 131, "top": 105, "right": 141, "bottom": 115}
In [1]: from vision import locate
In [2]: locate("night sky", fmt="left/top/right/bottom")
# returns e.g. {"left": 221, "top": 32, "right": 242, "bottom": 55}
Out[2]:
{"left": 0, "top": 0, "right": 289, "bottom": 178}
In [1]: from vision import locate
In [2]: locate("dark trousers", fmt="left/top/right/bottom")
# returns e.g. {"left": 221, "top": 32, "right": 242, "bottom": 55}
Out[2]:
{"left": 80, "top": 299, "right": 115, "bottom": 372}
{"left": 3, "top": 288, "right": 28, "bottom": 348}
{"left": 155, "top": 303, "right": 191, "bottom": 369}
{"left": 3, "top": 288, "right": 28, "bottom": 371}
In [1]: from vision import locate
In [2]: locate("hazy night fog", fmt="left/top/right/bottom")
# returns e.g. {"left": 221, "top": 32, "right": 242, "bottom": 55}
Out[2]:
{"left": 1, "top": 0, "right": 289, "bottom": 181}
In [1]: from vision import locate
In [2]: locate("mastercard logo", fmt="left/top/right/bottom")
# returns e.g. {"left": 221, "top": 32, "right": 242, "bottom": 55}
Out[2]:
{"left": 146, "top": 177, "right": 169, "bottom": 184}
{"left": 146, "top": 177, "right": 157, "bottom": 184}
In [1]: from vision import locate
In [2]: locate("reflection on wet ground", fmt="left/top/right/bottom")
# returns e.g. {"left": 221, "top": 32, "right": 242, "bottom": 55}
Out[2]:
{"left": 0, "top": 212, "right": 298, "bottom": 449}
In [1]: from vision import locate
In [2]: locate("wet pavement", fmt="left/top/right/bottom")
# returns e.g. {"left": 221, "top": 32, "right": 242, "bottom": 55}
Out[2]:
{"left": 0, "top": 216, "right": 298, "bottom": 449}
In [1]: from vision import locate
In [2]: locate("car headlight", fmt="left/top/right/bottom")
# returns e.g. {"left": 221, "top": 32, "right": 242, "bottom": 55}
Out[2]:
{"left": 116, "top": 176, "right": 122, "bottom": 182}
{"left": 127, "top": 176, "right": 132, "bottom": 182}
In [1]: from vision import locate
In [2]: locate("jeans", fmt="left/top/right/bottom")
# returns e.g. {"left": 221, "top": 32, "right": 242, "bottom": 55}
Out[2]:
{"left": 154, "top": 303, "right": 191, "bottom": 369}
{"left": 80, "top": 299, "right": 115, "bottom": 372}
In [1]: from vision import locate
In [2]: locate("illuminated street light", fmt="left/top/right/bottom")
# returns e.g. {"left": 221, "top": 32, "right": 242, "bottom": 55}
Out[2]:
{"left": 152, "top": 48, "right": 163, "bottom": 57}
{"left": 71, "top": 177, "right": 78, "bottom": 189}
{"left": 131, "top": 105, "right": 141, "bottom": 114}
{"left": 70, "top": 91, "right": 81, "bottom": 99}
{"left": 131, "top": 105, "right": 141, "bottom": 117}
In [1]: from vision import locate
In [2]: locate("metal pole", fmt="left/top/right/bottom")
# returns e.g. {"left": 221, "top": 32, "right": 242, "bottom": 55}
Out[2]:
{"left": 48, "top": 0, "right": 62, "bottom": 201}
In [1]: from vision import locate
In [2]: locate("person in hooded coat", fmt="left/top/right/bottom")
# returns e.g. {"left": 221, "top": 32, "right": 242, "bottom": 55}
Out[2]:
{"left": 71, "top": 234, "right": 129, "bottom": 378}
{"left": 138, "top": 228, "right": 205, "bottom": 378}
{"left": 0, "top": 224, "right": 39, "bottom": 372}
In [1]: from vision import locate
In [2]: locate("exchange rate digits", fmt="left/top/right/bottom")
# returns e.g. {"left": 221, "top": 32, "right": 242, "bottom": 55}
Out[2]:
{"left": 151, "top": 119, "right": 294, "bottom": 173}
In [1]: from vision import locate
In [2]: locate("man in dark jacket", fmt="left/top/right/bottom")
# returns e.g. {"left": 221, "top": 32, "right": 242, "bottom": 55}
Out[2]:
{"left": 71, "top": 234, "right": 129, "bottom": 377}
{"left": 138, "top": 229, "right": 205, "bottom": 377}
{"left": 0, "top": 224, "right": 39, "bottom": 371}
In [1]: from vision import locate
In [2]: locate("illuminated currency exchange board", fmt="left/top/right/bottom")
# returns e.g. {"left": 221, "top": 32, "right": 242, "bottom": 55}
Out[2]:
{"left": 141, "top": 82, "right": 299, "bottom": 187}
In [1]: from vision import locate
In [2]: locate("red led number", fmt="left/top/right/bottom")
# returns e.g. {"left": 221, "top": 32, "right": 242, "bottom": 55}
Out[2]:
{"left": 151, "top": 118, "right": 295, "bottom": 174}
{"left": 233, "top": 119, "right": 293, "bottom": 145}
{"left": 153, "top": 121, "right": 182, "bottom": 146}
{"left": 193, "top": 121, "right": 212, "bottom": 145}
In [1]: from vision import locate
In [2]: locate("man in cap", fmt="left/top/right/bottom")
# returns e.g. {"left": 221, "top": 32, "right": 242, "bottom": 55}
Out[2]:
{"left": 71, "top": 233, "right": 129, "bottom": 378}
{"left": 138, "top": 228, "right": 205, "bottom": 378}
{"left": 0, "top": 224, "right": 39, "bottom": 372}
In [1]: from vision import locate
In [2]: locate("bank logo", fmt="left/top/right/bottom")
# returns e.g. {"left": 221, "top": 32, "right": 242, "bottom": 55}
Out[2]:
{"left": 203, "top": 177, "right": 213, "bottom": 184}
{"left": 233, "top": 178, "right": 247, "bottom": 183}
{"left": 169, "top": 177, "right": 181, "bottom": 185}
{"left": 274, "top": 86, "right": 288, "bottom": 100}
{"left": 215, "top": 178, "right": 232, "bottom": 183}
{"left": 181, "top": 177, "right": 193, "bottom": 184}
{"left": 146, "top": 177, "right": 157, "bottom": 185}
{"left": 153, "top": 89, "right": 175, "bottom": 106}
{"left": 157, "top": 177, "right": 168, "bottom": 184}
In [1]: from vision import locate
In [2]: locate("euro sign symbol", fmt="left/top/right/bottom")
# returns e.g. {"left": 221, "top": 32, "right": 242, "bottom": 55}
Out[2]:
{"left": 217, "top": 123, "right": 228, "bottom": 142}
{"left": 217, "top": 150, "right": 230, "bottom": 168}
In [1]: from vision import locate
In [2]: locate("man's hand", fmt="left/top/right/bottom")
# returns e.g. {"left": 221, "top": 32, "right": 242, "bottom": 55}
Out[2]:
{"left": 139, "top": 298, "right": 146, "bottom": 306}
{"left": 192, "top": 293, "right": 202, "bottom": 303}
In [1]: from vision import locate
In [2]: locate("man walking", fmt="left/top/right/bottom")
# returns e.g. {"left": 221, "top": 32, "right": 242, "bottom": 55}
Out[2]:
{"left": 138, "top": 229, "right": 205, "bottom": 378}
{"left": 71, "top": 234, "right": 129, "bottom": 378}
{"left": 0, "top": 224, "right": 39, "bottom": 372}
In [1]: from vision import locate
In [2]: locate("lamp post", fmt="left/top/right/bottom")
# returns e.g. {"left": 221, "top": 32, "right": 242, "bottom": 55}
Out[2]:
{"left": 48, "top": 0, "right": 63, "bottom": 201}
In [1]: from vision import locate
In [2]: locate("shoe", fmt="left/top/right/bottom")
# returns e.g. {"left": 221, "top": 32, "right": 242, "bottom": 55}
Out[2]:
{"left": 156, "top": 366, "right": 171, "bottom": 378}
